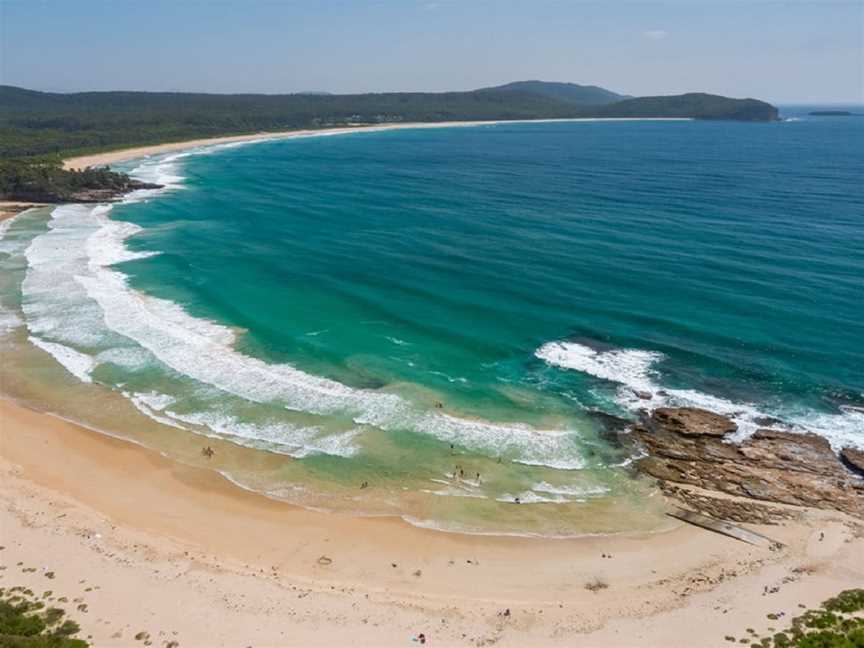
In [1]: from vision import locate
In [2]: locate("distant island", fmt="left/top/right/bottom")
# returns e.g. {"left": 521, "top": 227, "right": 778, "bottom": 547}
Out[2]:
{"left": 0, "top": 80, "right": 779, "bottom": 203}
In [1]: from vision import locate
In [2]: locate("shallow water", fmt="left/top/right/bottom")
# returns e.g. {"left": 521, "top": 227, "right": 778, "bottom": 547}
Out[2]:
{"left": 2, "top": 108, "right": 862, "bottom": 535}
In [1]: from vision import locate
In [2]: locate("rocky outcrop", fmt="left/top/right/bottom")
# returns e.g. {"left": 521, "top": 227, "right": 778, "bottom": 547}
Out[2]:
{"left": 841, "top": 447, "right": 864, "bottom": 477}
{"left": 6, "top": 179, "right": 162, "bottom": 204}
{"left": 632, "top": 407, "right": 864, "bottom": 519}
{"left": 660, "top": 484, "right": 799, "bottom": 525}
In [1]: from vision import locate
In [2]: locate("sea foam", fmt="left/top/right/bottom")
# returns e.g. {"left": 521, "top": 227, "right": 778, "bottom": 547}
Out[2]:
{"left": 16, "top": 146, "right": 592, "bottom": 467}
{"left": 536, "top": 340, "right": 864, "bottom": 450}
{"left": 28, "top": 335, "right": 95, "bottom": 383}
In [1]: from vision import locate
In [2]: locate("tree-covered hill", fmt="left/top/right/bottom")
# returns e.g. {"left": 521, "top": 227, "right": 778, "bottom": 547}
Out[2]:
{"left": 476, "top": 80, "right": 629, "bottom": 105}
{"left": 0, "top": 83, "right": 778, "bottom": 202}
{"left": 1, "top": 83, "right": 778, "bottom": 159}
{"left": 591, "top": 92, "right": 779, "bottom": 121}
{"left": 0, "top": 86, "right": 585, "bottom": 158}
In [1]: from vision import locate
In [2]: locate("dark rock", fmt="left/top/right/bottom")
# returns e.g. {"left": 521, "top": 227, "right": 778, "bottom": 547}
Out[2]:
{"left": 632, "top": 407, "right": 864, "bottom": 518}
{"left": 841, "top": 448, "right": 864, "bottom": 477}
{"left": 587, "top": 410, "right": 633, "bottom": 449}
{"left": 753, "top": 415, "right": 787, "bottom": 428}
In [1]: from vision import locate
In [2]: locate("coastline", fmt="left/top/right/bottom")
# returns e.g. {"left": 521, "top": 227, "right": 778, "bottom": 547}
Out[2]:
{"left": 3, "top": 116, "right": 861, "bottom": 645}
{"left": 63, "top": 118, "right": 691, "bottom": 170}
{"left": 0, "top": 200, "right": 44, "bottom": 222}
{"left": 1, "top": 395, "right": 862, "bottom": 646}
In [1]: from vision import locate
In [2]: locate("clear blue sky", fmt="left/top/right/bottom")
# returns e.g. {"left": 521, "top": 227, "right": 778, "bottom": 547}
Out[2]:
{"left": 1, "top": 1, "right": 861, "bottom": 102}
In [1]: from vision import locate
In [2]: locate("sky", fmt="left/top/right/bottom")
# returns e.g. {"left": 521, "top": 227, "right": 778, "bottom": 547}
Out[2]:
{"left": 1, "top": 1, "right": 862, "bottom": 103}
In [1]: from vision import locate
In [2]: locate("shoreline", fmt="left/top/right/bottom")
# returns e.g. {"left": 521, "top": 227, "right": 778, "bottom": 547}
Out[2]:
{"left": 0, "top": 200, "right": 45, "bottom": 222}
{"left": 63, "top": 117, "right": 691, "bottom": 170}
{"left": 4, "top": 116, "right": 861, "bottom": 644}
{"left": 1, "top": 395, "right": 862, "bottom": 646}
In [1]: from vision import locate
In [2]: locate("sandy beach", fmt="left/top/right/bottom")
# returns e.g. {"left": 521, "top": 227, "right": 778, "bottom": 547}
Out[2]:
{"left": 1, "top": 396, "right": 862, "bottom": 646}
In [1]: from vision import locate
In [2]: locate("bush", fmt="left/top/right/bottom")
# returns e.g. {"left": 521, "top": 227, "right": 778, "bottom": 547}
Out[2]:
{"left": 731, "top": 590, "right": 864, "bottom": 648}
{"left": 0, "top": 589, "right": 88, "bottom": 648}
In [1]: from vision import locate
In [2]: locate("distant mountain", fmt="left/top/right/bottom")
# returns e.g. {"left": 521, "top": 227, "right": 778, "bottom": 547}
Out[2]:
{"left": 477, "top": 80, "right": 628, "bottom": 106}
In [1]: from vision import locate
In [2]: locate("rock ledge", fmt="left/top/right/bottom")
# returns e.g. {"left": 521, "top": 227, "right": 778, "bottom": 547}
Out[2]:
{"left": 631, "top": 407, "right": 864, "bottom": 520}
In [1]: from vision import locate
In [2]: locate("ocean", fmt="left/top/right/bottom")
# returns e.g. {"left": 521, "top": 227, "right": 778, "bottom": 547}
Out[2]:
{"left": 1, "top": 107, "right": 862, "bottom": 536}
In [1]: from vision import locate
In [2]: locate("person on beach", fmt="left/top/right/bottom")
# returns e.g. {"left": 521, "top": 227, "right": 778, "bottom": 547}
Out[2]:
{"left": 201, "top": 446, "right": 214, "bottom": 459}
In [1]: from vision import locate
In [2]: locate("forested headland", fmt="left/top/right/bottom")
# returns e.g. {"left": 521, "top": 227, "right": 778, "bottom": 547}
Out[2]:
{"left": 0, "top": 82, "right": 779, "bottom": 203}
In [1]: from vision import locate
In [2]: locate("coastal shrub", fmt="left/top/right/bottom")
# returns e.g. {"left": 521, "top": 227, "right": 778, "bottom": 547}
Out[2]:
{"left": 0, "top": 589, "right": 88, "bottom": 648}
{"left": 733, "top": 589, "right": 864, "bottom": 648}
{"left": 0, "top": 157, "right": 136, "bottom": 202}
{"left": 825, "top": 591, "right": 864, "bottom": 615}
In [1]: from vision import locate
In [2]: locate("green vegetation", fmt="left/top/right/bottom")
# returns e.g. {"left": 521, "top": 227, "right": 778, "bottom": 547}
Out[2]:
{"left": 1, "top": 83, "right": 778, "bottom": 159}
{"left": 0, "top": 158, "right": 152, "bottom": 203}
{"left": 0, "top": 85, "right": 585, "bottom": 158}
{"left": 0, "top": 82, "right": 778, "bottom": 202}
{"left": 730, "top": 589, "right": 864, "bottom": 648}
{"left": 592, "top": 93, "right": 779, "bottom": 121}
{"left": 0, "top": 587, "right": 88, "bottom": 647}
{"left": 477, "top": 80, "right": 629, "bottom": 105}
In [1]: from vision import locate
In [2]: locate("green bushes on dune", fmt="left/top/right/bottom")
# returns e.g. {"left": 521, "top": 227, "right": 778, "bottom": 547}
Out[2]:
{"left": 0, "top": 587, "right": 88, "bottom": 647}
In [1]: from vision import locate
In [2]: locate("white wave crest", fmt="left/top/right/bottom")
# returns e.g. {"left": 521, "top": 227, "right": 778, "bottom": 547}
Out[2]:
{"left": 496, "top": 491, "right": 569, "bottom": 504}
{"left": 532, "top": 481, "right": 610, "bottom": 497}
{"left": 57, "top": 205, "right": 585, "bottom": 466}
{"left": 536, "top": 340, "right": 864, "bottom": 450}
{"left": 17, "top": 164, "right": 589, "bottom": 468}
{"left": 163, "top": 408, "right": 360, "bottom": 458}
{"left": 536, "top": 341, "right": 662, "bottom": 393}
{"left": 29, "top": 335, "right": 95, "bottom": 383}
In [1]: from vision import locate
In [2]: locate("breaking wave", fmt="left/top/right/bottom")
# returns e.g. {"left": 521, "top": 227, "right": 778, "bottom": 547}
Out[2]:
{"left": 536, "top": 340, "right": 864, "bottom": 450}
{"left": 17, "top": 153, "right": 587, "bottom": 467}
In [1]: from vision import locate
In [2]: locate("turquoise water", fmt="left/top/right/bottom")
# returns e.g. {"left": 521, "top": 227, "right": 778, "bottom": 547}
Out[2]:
{"left": 2, "top": 109, "right": 862, "bottom": 534}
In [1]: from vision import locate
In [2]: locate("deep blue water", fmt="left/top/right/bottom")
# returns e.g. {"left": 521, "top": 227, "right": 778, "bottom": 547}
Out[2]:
{"left": 122, "top": 115, "right": 864, "bottom": 435}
